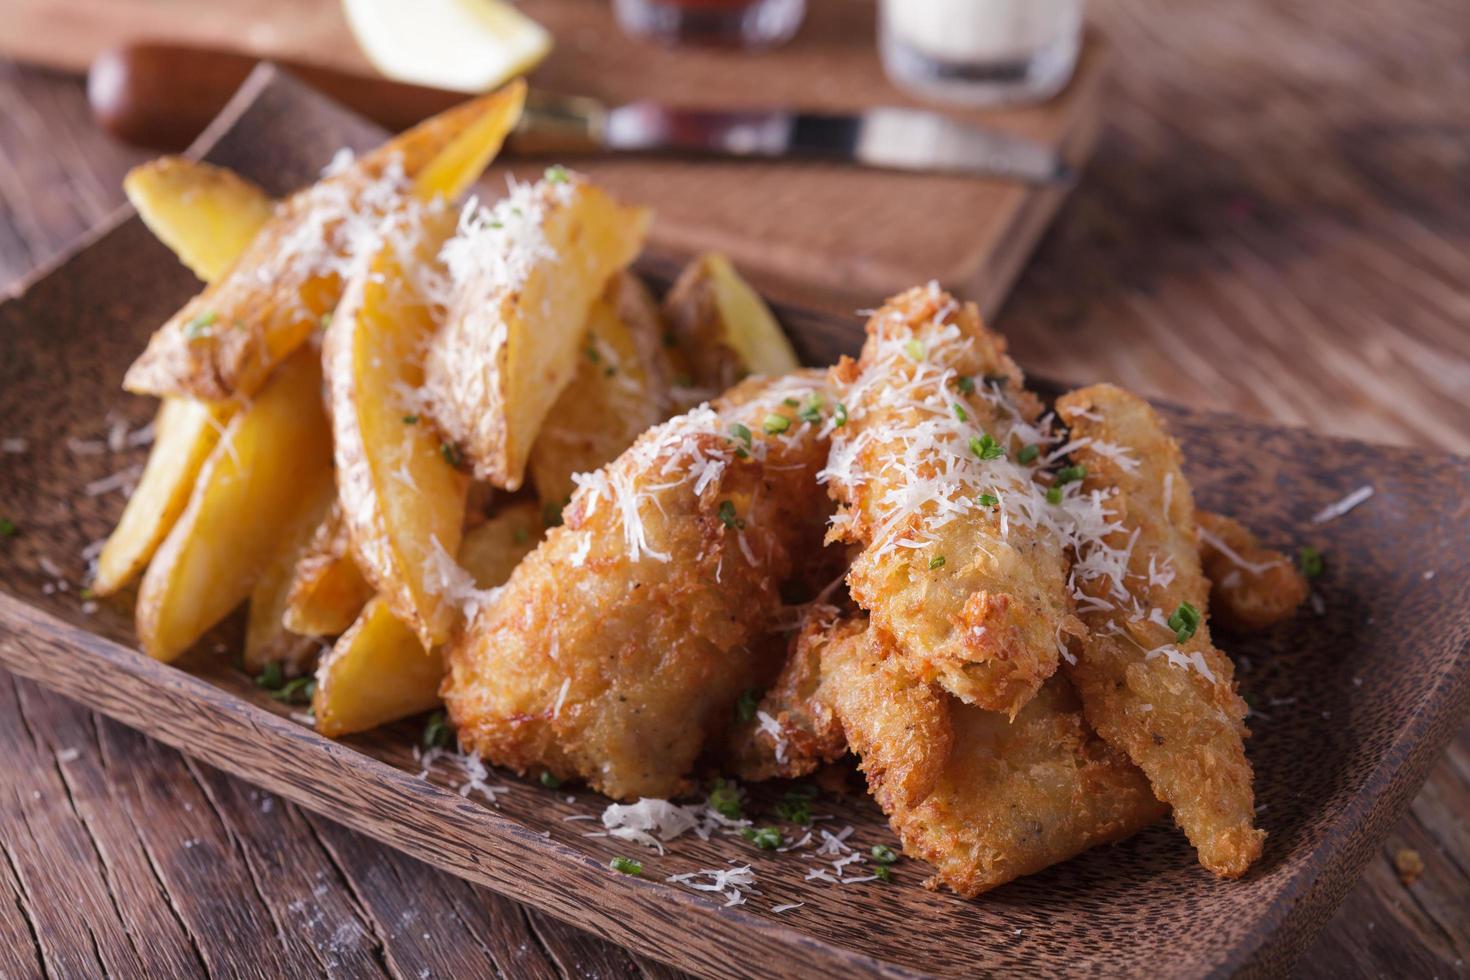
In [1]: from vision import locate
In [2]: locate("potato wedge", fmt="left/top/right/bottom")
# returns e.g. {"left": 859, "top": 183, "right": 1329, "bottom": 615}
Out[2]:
{"left": 282, "top": 503, "right": 374, "bottom": 637}
{"left": 662, "top": 252, "right": 800, "bottom": 395}
{"left": 527, "top": 272, "right": 670, "bottom": 506}
{"left": 326, "top": 206, "right": 468, "bottom": 650}
{"left": 123, "top": 81, "right": 527, "bottom": 402}
{"left": 244, "top": 481, "right": 335, "bottom": 673}
{"left": 425, "top": 171, "right": 651, "bottom": 490}
{"left": 92, "top": 397, "right": 234, "bottom": 596}
{"left": 124, "top": 158, "right": 275, "bottom": 283}
{"left": 136, "top": 349, "right": 334, "bottom": 662}
{"left": 313, "top": 502, "right": 543, "bottom": 737}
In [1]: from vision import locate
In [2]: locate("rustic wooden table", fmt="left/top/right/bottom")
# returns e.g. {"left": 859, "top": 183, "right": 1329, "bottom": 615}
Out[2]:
{"left": 2, "top": 0, "right": 1467, "bottom": 974}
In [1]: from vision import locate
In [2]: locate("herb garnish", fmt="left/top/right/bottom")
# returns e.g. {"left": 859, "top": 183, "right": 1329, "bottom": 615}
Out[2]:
{"left": 610, "top": 856, "right": 642, "bottom": 876}
{"left": 422, "top": 710, "right": 452, "bottom": 749}
{"left": 1298, "top": 546, "right": 1324, "bottom": 579}
{"left": 741, "top": 826, "right": 782, "bottom": 850}
{"left": 763, "top": 413, "right": 791, "bottom": 435}
{"left": 1167, "top": 601, "right": 1201, "bottom": 644}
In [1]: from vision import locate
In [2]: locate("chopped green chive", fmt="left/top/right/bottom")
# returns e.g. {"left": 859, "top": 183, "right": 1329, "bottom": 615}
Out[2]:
{"left": 422, "top": 710, "right": 452, "bottom": 749}
{"left": 0, "top": 517, "right": 15, "bottom": 537}
{"left": 585, "top": 345, "right": 601, "bottom": 364}
{"left": 1299, "top": 546, "right": 1324, "bottom": 579}
{"left": 1046, "top": 486, "right": 1064, "bottom": 505}
{"left": 774, "top": 797, "right": 811, "bottom": 826}
{"left": 402, "top": 414, "right": 419, "bottom": 425}
{"left": 784, "top": 397, "right": 800, "bottom": 408}
{"left": 1055, "top": 464, "right": 1088, "bottom": 486}
{"left": 874, "top": 864, "right": 893, "bottom": 882}
{"left": 539, "top": 771, "right": 562, "bottom": 789}
{"left": 969, "top": 434, "right": 1003, "bottom": 461}
{"left": 603, "top": 366, "right": 616, "bottom": 377}
{"left": 904, "top": 339, "right": 925, "bottom": 361}
{"left": 184, "top": 311, "right": 218, "bottom": 339}
{"left": 833, "top": 402, "right": 848, "bottom": 427}
{"left": 255, "top": 662, "right": 284, "bottom": 690}
{"left": 610, "top": 856, "right": 642, "bottom": 876}
{"left": 512, "top": 526, "right": 529, "bottom": 545}
{"left": 545, "top": 165, "right": 570, "bottom": 184}
{"left": 955, "top": 375, "right": 975, "bottom": 395}
{"left": 977, "top": 493, "right": 999, "bottom": 508}
{"left": 79, "top": 587, "right": 94, "bottom": 600}
{"left": 952, "top": 403, "right": 968, "bottom": 422}
{"left": 929, "top": 555, "right": 946, "bottom": 570}
{"left": 741, "top": 826, "right": 782, "bottom": 850}
{"left": 763, "top": 413, "right": 791, "bottom": 435}
{"left": 708, "top": 778, "right": 743, "bottom": 820}
{"left": 730, "top": 422, "right": 753, "bottom": 447}
{"left": 736, "top": 689, "right": 759, "bottom": 724}
{"left": 798, "top": 394, "right": 823, "bottom": 424}
{"left": 271, "top": 677, "right": 316, "bottom": 704}
{"left": 1167, "top": 601, "right": 1201, "bottom": 644}
{"left": 440, "top": 442, "right": 462, "bottom": 468}
{"left": 319, "top": 311, "right": 333, "bottom": 331}
{"left": 543, "top": 498, "right": 568, "bottom": 528}
{"left": 717, "top": 500, "right": 745, "bottom": 530}
{"left": 1016, "top": 444, "right": 1040, "bottom": 464}
{"left": 871, "top": 844, "right": 898, "bottom": 864}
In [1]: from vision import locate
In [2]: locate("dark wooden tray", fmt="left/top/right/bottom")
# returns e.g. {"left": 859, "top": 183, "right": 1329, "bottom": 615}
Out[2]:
{"left": 2, "top": 68, "right": 1467, "bottom": 979}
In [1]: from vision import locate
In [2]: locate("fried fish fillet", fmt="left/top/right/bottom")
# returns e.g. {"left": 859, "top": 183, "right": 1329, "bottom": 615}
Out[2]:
{"left": 1196, "top": 511, "right": 1309, "bottom": 632}
{"left": 442, "top": 372, "right": 838, "bottom": 800}
{"left": 824, "top": 283, "right": 1080, "bottom": 716}
{"left": 821, "top": 618, "right": 1164, "bottom": 896}
{"left": 1057, "top": 384, "right": 1265, "bottom": 878}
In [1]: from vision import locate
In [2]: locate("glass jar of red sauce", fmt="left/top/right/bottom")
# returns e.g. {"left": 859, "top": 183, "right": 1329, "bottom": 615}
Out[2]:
{"left": 613, "top": 0, "right": 805, "bottom": 48}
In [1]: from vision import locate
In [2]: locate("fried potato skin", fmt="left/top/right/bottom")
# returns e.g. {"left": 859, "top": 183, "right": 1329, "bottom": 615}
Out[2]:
{"left": 282, "top": 502, "right": 374, "bottom": 638}
{"left": 245, "top": 480, "right": 335, "bottom": 673}
{"left": 123, "top": 157, "right": 275, "bottom": 284}
{"left": 1197, "top": 511, "right": 1309, "bottom": 631}
{"left": 826, "top": 284, "right": 1075, "bottom": 716}
{"left": 1057, "top": 384, "right": 1265, "bottom": 878}
{"left": 662, "top": 252, "right": 800, "bottom": 396}
{"left": 443, "top": 373, "right": 835, "bottom": 800}
{"left": 823, "top": 620, "right": 1163, "bottom": 897}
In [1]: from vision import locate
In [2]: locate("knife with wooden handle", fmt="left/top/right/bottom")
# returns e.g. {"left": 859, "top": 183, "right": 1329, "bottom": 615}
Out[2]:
{"left": 89, "top": 43, "right": 1071, "bottom": 184}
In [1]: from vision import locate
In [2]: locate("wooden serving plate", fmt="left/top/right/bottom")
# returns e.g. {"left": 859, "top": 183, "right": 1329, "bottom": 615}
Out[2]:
{"left": 2, "top": 68, "right": 1468, "bottom": 979}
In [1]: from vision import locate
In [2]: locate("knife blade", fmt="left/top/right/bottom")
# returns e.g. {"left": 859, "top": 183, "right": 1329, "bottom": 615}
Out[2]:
{"left": 89, "top": 43, "right": 1070, "bottom": 185}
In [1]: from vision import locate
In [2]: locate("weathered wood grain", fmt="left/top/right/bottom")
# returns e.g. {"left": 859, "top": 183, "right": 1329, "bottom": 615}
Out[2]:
{"left": 2, "top": 0, "right": 1470, "bottom": 970}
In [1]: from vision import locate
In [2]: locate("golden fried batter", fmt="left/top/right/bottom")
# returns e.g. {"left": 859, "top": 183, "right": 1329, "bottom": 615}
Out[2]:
{"left": 1196, "top": 511, "right": 1309, "bottom": 632}
{"left": 822, "top": 619, "right": 1163, "bottom": 896}
{"left": 442, "top": 372, "right": 837, "bottom": 800}
{"left": 825, "top": 284, "right": 1078, "bottom": 716}
{"left": 1057, "top": 384, "right": 1265, "bottom": 878}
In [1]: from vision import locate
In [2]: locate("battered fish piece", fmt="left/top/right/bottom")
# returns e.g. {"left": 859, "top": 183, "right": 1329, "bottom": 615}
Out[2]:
{"left": 728, "top": 605, "right": 855, "bottom": 783}
{"left": 824, "top": 284, "right": 1080, "bottom": 716}
{"left": 1196, "top": 511, "right": 1309, "bottom": 631}
{"left": 442, "top": 372, "right": 838, "bottom": 800}
{"left": 821, "top": 619, "right": 1163, "bottom": 896}
{"left": 1057, "top": 384, "right": 1265, "bottom": 878}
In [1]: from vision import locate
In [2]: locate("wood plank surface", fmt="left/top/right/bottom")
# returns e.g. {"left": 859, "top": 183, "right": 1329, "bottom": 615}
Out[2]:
{"left": 1, "top": 0, "right": 1468, "bottom": 972}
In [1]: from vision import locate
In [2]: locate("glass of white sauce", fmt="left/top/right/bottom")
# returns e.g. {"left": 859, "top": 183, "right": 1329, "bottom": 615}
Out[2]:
{"left": 878, "top": 0, "right": 1085, "bottom": 106}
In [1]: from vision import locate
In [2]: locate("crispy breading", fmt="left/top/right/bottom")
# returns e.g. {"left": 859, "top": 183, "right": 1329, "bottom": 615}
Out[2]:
{"left": 442, "top": 372, "right": 837, "bottom": 800}
{"left": 821, "top": 619, "right": 1163, "bottom": 896}
{"left": 1057, "top": 383, "right": 1265, "bottom": 878}
{"left": 728, "top": 605, "right": 856, "bottom": 783}
{"left": 1196, "top": 510, "right": 1309, "bottom": 631}
{"left": 824, "top": 284, "right": 1078, "bottom": 716}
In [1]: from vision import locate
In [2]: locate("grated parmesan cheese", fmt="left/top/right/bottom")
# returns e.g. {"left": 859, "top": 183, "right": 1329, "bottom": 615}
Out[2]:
{"left": 1312, "top": 485, "right": 1374, "bottom": 524}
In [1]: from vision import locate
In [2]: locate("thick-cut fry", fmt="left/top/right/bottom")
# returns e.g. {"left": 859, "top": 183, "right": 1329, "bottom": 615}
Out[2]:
{"left": 824, "top": 284, "right": 1078, "bottom": 716}
{"left": 245, "top": 482, "right": 335, "bottom": 673}
{"left": 123, "top": 82, "right": 526, "bottom": 402}
{"left": 282, "top": 503, "right": 374, "bottom": 638}
{"left": 1196, "top": 510, "right": 1309, "bottom": 631}
{"left": 425, "top": 171, "right": 651, "bottom": 490}
{"left": 326, "top": 205, "right": 468, "bottom": 650}
{"left": 662, "top": 252, "right": 801, "bottom": 398}
{"left": 313, "top": 502, "right": 542, "bottom": 737}
{"left": 124, "top": 158, "right": 275, "bottom": 283}
{"left": 92, "top": 397, "right": 234, "bottom": 596}
{"left": 136, "top": 349, "right": 334, "bottom": 662}
{"left": 822, "top": 619, "right": 1165, "bottom": 897}
{"left": 527, "top": 272, "right": 670, "bottom": 506}
{"left": 1057, "top": 383, "right": 1265, "bottom": 878}
{"left": 443, "top": 373, "right": 836, "bottom": 800}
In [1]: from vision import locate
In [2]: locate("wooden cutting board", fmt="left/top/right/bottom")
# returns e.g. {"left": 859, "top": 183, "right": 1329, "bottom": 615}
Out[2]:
{"left": 1, "top": 0, "right": 1106, "bottom": 316}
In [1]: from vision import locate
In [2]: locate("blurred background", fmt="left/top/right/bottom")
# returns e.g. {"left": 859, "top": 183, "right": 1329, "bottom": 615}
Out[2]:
{"left": 0, "top": 1, "right": 1467, "bottom": 977}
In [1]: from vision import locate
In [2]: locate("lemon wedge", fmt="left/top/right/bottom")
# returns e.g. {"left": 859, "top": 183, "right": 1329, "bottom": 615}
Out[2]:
{"left": 343, "top": 0, "right": 552, "bottom": 93}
